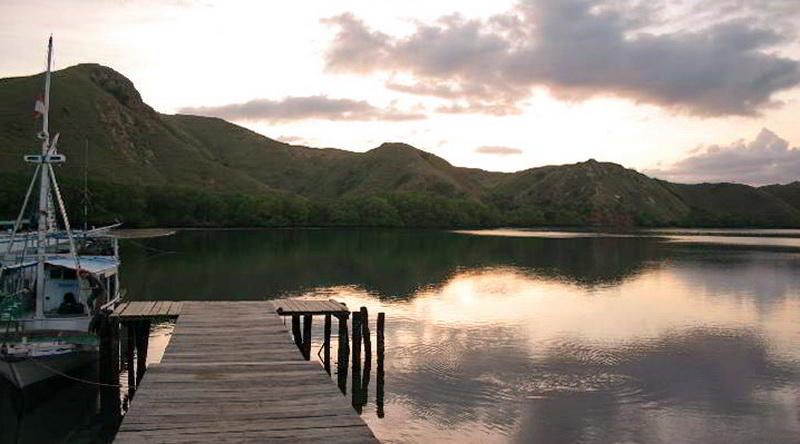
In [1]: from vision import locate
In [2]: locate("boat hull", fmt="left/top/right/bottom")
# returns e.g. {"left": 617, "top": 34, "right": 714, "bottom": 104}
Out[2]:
{"left": 0, "top": 349, "right": 97, "bottom": 389}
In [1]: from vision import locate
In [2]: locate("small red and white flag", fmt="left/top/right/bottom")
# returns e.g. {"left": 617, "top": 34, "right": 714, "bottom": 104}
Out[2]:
{"left": 33, "top": 95, "right": 46, "bottom": 118}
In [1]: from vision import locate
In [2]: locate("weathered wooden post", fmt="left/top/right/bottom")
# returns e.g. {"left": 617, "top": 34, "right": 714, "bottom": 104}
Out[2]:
{"left": 126, "top": 323, "right": 136, "bottom": 400}
{"left": 99, "top": 314, "right": 120, "bottom": 424}
{"left": 302, "top": 314, "right": 313, "bottom": 360}
{"left": 360, "top": 344, "right": 371, "bottom": 409}
{"left": 337, "top": 314, "right": 349, "bottom": 394}
{"left": 361, "top": 306, "right": 372, "bottom": 366}
{"left": 351, "top": 311, "right": 363, "bottom": 411}
{"left": 134, "top": 320, "right": 150, "bottom": 386}
{"left": 377, "top": 312, "right": 385, "bottom": 418}
{"left": 323, "top": 314, "right": 332, "bottom": 375}
{"left": 359, "top": 306, "right": 372, "bottom": 409}
{"left": 291, "top": 314, "right": 302, "bottom": 349}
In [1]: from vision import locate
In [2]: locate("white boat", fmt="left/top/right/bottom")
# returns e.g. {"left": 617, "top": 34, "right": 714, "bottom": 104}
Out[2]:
{"left": 0, "top": 37, "right": 122, "bottom": 389}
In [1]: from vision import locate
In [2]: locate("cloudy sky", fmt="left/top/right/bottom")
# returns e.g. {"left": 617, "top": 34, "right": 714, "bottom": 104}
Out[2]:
{"left": 2, "top": 0, "right": 800, "bottom": 184}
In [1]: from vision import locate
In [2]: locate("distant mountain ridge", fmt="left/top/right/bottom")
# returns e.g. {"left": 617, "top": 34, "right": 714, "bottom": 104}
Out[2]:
{"left": 2, "top": 64, "right": 800, "bottom": 228}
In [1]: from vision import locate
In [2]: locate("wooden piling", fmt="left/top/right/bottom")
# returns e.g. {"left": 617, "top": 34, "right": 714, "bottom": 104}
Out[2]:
{"left": 337, "top": 315, "right": 349, "bottom": 394}
{"left": 323, "top": 314, "right": 332, "bottom": 375}
{"left": 99, "top": 314, "right": 120, "bottom": 424}
{"left": 126, "top": 323, "right": 136, "bottom": 400}
{"left": 302, "top": 314, "right": 313, "bottom": 360}
{"left": 134, "top": 320, "right": 150, "bottom": 386}
{"left": 361, "top": 306, "right": 372, "bottom": 366}
{"left": 377, "top": 312, "right": 385, "bottom": 418}
{"left": 360, "top": 343, "right": 371, "bottom": 409}
{"left": 351, "top": 311, "right": 363, "bottom": 412}
{"left": 291, "top": 314, "right": 302, "bottom": 349}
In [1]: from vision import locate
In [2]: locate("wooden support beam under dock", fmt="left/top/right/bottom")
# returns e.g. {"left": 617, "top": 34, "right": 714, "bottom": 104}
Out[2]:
{"left": 113, "top": 301, "right": 378, "bottom": 443}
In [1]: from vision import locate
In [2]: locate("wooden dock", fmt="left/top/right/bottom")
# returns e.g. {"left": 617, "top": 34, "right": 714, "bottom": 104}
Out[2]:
{"left": 113, "top": 301, "right": 378, "bottom": 443}
{"left": 112, "top": 301, "right": 183, "bottom": 319}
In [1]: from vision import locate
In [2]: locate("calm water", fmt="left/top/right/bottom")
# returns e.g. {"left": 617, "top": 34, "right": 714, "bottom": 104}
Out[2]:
{"left": 4, "top": 228, "right": 800, "bottom": 443}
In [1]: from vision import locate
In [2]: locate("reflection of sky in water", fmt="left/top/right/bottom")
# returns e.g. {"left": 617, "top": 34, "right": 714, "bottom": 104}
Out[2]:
{"left": 302, "top": 258, "right": 800, "bottom": 443}
{"left": 120, "top": 229, "right": 800, "bottom": 443}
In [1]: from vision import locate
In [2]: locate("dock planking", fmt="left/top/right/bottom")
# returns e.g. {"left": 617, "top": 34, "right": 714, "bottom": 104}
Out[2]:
{"left": 114, "top": 301, "right": 378, "bottom": 443}
{"left": 112, "top": 301, "right": 183, "bottom": 319}
{"left": 274, "top": 299, "right": 349, "bottom": 316}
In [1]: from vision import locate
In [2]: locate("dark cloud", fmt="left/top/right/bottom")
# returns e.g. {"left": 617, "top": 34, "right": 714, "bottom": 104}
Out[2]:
{"left": 475, "top": 145, "right": 524, "bottom": 155}
{"left": 178, "top": 95, "right": 425, "bottom": 122}
{"left": 323, "top": 0, "right": 800, "bottom": 116}
{"left": 644, "top": 129, "right": 800, "bottom": 185}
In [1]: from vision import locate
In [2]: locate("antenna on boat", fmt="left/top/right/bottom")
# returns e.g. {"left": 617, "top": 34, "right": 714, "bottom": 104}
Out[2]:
{"left": 25, "top": 36, "right": 81, "bottom": 318}
{"left": 32, "top": 35, "right": 54, "bottom": 319}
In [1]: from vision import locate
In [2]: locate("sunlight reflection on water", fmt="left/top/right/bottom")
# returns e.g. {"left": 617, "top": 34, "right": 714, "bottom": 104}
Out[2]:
{"left": 121, "top": 229, "right": 800, "bottom": 443}
{"left": 289, "top": 234, "right": 800, "bottom": 443}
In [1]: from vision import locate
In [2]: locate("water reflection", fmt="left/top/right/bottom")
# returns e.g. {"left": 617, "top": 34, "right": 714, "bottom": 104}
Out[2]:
{"left": 304, "top": 267, "right": 798, "bottom": 441}
{"left": 120, "top": 230, "right": 800, "bottom": 443}
{"left": 0, "top": 365, "right": 103, "bottom": 444}
{"left": 122, "top": 230, "right": 667, "bottom": 300}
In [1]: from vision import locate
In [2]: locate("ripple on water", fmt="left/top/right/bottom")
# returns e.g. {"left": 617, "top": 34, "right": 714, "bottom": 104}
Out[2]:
{"left": 391, "top": 342, "right": 506, "bottom": 424}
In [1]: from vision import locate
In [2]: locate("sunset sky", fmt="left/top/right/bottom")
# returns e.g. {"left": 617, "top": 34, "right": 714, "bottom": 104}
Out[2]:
{"left": 2, "top": 0, "right": 799, "bottom": 184}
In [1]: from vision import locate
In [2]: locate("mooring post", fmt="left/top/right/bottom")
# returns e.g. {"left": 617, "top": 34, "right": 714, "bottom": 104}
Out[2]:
{"left": 324, "top": 314, "right": 332, "bottom": 375}
{"left": 99, "top": 314, "right": 120, "bottom": 424}
{"left": 134, "top": 320, "right": 150, "bottom": 386}
{"left": 302, "top": 314, "right": 313, "bottom": 360}
{"left": 337, "top": 315, "right": 349, "bottom": 394}
{"left": 351, "top": 311, "right": 363, "bottom": 411}
{"left": 377, "top": 312, "right": 385, "bottom": 418}
{"left": 110, "top": 316, "right": 120, "bottom": 389}
{"left": 291, "top": 314, "right": 302, "bottom": 349}
{"left": 361, "top": 306, "right": 372, "bottom": 366}
{"left": 126, "top": 322, "right": 136, "bottom": 400}
{"left": 360, "top": 342, "right": 371, "bottom": 409}
{"left": 99, "top": 315, "right": 111, "bottom": 411}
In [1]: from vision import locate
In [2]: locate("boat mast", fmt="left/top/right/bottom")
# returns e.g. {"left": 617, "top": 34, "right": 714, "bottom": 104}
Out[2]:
{"left": 33, "top": 36, "right": 54, "bottom": 319}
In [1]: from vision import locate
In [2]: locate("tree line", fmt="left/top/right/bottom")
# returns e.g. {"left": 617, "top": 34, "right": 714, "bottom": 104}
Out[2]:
{"left": 0, "top": 173, "right": 506, "bottom": 229}
{"left": 4, "top": 172, "right": 788, "bottom": 229}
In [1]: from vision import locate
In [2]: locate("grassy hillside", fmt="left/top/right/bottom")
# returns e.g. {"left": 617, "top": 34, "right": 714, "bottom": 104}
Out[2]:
{"left": 760, "top": 182, "right": 800, "bottom": 212}
{"left": 490, "top": 160, "right": 691, "bottom": 226}
{"left": 2, "top": 64, "right": 800, "bottom": 228}
{"left": 662, "top": 182, "right": 800, "bottom": 227}
{"left": 0, "top": 65, "right": 276, "bottom": 194}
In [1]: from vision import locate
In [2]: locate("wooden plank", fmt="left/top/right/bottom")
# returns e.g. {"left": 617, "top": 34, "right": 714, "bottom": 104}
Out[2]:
{"left": 274, "top": 299, "right": 349, "bottom": 316}
{"left": 169, "top": 302, "right": 183, "bottom": 316}
{"left": 168, "top": 301, "right": 182, "bottom": 316}
{"left": 124, "top": 302, "right": 143, "bottom": 317}
{"left": 115, "top": 301, "right": 378, "bottom": 444}
{"left": 149, "top": 301, "right": 162, "bottom": 316}
{"left": 128, "top": 301, "right": 157, "bottom": 318}
{"left": 115, "top": 302, "right": 136, "bottom": 317}
{"left": 111, "top": 302, "right": 130, "bottom": 317}
{"left": 158, "top": 301, "right": 172, "bottom": 316}
{"left": 113, "top": 300, "right": 183, "bottom": 319}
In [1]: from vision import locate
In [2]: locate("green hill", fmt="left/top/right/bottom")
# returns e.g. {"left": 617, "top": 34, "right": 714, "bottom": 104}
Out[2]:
{"left": 760, "top": 182, "right": 800, "bottom": 213}
{"left": 2, "top": 64, "right": 800, "bottom": 228}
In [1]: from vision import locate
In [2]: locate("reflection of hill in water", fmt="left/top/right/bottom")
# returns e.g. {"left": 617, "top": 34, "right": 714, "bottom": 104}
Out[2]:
{"left": 387, "top": 324, "right": 797, "bottom": 444}
{"left": 121, "top": 230, "right": 667, "bottom": 301}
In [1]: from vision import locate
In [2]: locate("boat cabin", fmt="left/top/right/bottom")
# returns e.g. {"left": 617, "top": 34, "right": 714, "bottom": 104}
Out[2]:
{"left": 43, "top": 257, "right": 118, "bottom": 316}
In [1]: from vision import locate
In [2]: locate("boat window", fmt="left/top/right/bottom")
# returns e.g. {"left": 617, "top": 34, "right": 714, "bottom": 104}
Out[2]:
{"left": 63, "top": 269, "right": 77, "bottom": 280}
{"left": 49, "top": 268, "right": 62, "bottom": 279}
